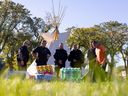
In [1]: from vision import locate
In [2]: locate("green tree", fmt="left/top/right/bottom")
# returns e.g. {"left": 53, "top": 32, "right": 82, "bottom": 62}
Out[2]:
{"left": 0, "top": 1, "right": 48, "bottom": 71}
{"left": 0, "top": 1, "right": 31, "bottom": 52}
{"left": 67, "top": 27, "right": 103, "bottom": 51}
{"left": 94, "top": 21, "right": 128, "bottom": 77}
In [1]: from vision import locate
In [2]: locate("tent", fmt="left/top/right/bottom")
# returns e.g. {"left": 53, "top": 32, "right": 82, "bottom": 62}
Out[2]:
{"left": 47, "top": 32, "right": 71, "bottom": 67}
{"left": 27, "top": 32, "right": 71, "bottom": 76}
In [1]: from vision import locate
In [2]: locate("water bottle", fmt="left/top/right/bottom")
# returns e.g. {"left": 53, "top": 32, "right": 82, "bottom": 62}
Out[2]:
{"left": 60, "top": 68, "right": 64, "bottom": 80}
{"left": 76, "top": 68, "right": 81, "bottom": 81}
{"left": 72, "top": 68, "right": 76, "bottom": 81}
{"left": 69, "top": 68, "right": 73, "bottom": 81}
{"left": 65, "top": 68, "right": 68, "bottom": 80}
{"left": 71, "top": 68, "right": 74, "bottom": 80}
{"left": 75, "top": 68, "right": 78, "bottom": 80}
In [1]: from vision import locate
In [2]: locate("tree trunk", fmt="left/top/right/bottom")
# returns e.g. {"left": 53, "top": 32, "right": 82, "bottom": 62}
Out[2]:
{"left": 0, "top": 35, "right": 9, "bottom": 53}
{"left": 109, "top": 54, "right": 115, "bottom": 80}
{"left": 126, "top": 61, "right": 128, "bottom": 77}
{"left": 120, "top": 51, "right": 127, "bottom": 77}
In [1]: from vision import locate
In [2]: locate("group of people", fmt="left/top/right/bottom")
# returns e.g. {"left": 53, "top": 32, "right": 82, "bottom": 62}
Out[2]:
{"left": 17, "top": 39, "right": 107, "bottom": 81}
{"left": 17, "top": 40, "right": 51, "bottom": 70}
{"left": 54, "top": 43, "right": 84, "bottom": 77}
{"left": 17, "top": 40, "right": 84, "bottom": 77}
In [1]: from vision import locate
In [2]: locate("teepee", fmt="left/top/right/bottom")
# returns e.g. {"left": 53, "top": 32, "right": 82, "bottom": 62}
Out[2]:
{"left": 27, "top": 0, "right": 70, "bottom": 76}
{"left": 42, "top": 0, "right": 70, "bottom": 66}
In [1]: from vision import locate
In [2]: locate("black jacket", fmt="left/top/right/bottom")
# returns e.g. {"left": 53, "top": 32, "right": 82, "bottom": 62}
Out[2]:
{"left": 33, "top": 46, "right": 51, "bottom": 66}
{"left": 87, "top": 48, "right": 96, "bottom": 60}
{"left": 68, "top": 49, "right": 84, "bottom": 67}
{"left": 17, "top": 45, "right": 29, "bottom": 62}
{"left": 54, "top": 49, "right": 68, "bottom": 67}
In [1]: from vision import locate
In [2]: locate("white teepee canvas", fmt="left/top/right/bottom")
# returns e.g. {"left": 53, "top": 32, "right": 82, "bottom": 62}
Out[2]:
{"left": 27, "top": 0, "right": 68, "bottom": 76}
{"left": 47, "top": 32, "right": 70, "bottom": 67}
{"left": 27, "top": 32, "right": 71, "bottom": 76}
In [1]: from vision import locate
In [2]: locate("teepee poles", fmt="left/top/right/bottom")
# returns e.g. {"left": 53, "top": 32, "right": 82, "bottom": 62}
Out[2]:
{"left": 50, "top": 0, "right": 66, "bottom": 28}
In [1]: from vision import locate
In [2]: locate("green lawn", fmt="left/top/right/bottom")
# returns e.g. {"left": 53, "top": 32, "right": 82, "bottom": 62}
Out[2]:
{"left": 0, "top": 76, "right": 128, "bottom": 96}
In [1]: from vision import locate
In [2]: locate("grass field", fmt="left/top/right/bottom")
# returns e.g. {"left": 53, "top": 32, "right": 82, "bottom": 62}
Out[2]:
{"left": 0, "top": 75, "right": 128, "bottom": 96}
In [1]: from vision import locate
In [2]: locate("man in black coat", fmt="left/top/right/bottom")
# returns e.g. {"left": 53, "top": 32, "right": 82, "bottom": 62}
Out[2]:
{"left": 32, "top": 40, "right": 51, "bottom": 66}
{"left": 68, "top": 44, "right": 84, "bottom": 68}
{"left": 54, "top": 43, "right": 68, "bottom": 77}
{"left": 17, "top": 40, "right": 30, "bottom": 70}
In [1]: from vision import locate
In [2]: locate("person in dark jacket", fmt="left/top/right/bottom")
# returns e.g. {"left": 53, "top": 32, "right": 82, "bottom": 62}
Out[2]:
{"left": 87, "top": 41, "right": 97, "bottom": 81}
{"left": 17, "top": 40, "right": 30, "bottom": 70}
{"left": 87, "top": 41, "right": 97, "bottom": 70}
{"left": 54, "top": 43, "right": 68, "bottom": 77}
{"left": 68, "top": 44, "right": 84, "bottom": 68}
{"left": 32, "top": 40, "right": 51, "bottom": 66}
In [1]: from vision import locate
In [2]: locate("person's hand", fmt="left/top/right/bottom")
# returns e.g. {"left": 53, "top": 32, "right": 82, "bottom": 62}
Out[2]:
{"left": 32, "top": 53, "right": 38, "bottom": 59}
{"left": 47, "top": 54, "right": 51, "bottom": 59}
{"left": 73, "top": 59, "right": 77, "bottom": 62}
{"left": 21, "top": 61, "right": 24, "bottom": 66}
{"left": 55, "top": 65, "right": 58, "bottom": 67}
{"left": 58, "top": 60, "right": 62, "bottom": 64}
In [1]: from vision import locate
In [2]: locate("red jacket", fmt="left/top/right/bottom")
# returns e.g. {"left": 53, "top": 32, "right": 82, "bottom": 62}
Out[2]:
{"left": 96, "top": 45, "right": 106, "bottom": 65}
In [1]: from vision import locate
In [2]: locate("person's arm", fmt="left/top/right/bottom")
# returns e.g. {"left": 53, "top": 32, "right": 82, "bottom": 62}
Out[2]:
{"left": 18, "top": 47, "right": 25, "bottom": 65}
{"left": 53, "top": 50, "right": 58, "bottom": 60}
{"left": 87, "top": 49, "right": 89, "bottom": 59}
{"left": 18, "top": 48, "right": 23, "bottom": 60}
{"left": 22, "top": 46, "right": 29, "bottom": 62}
{"left": 47, "top": 49, "right": 51, "bottom": 59}
{"left": 32, "top": 47, "right": 39, "bottom": 59}
{"left": 53, "top": 50, "right": 60, "bottom": 66}
{"left": 68, "top": 51, "right": 73, "bottom": 61}
{"left": 32, "top": 52, "right": 38, "bottom": 59}
{"left": 79, "top": 51, "right": 84, "bottom": 63}
{"left": 63, "top": 50, "right": 68, "bottom": 61}
{"left": 97, "top": 50, "right": 106, "bottom": 64}
{"left": 101, "top": 58, "right": 106, "bottom": 65}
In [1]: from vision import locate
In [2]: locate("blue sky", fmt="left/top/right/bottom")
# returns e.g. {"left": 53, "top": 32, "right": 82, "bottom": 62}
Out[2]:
{"left": 12, "top": 0, "right": 128, "bottom": 32}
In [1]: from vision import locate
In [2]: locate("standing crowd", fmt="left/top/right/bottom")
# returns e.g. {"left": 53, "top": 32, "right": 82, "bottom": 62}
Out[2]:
{"left": 17, "top": 39, "right": 107, "bottom": 81}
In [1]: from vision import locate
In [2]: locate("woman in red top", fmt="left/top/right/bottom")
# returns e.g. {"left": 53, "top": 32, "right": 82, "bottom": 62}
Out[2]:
{"left": 92, "top": 41, "right": 107, "bottom": 71}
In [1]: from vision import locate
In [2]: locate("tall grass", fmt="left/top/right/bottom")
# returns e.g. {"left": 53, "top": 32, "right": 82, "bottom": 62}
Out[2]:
{"left": 0, "top": 68, "right": 127, "bottom": 96}
{"left": 0, "top": 75, "right": 128, "bottom": 96}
